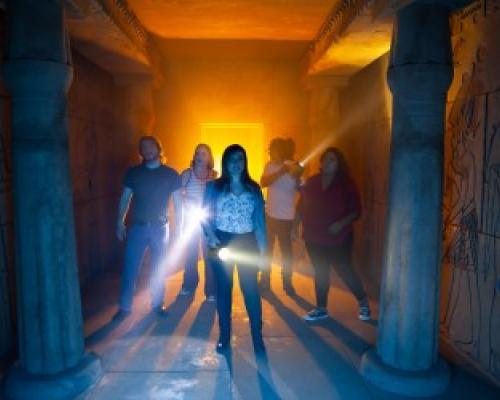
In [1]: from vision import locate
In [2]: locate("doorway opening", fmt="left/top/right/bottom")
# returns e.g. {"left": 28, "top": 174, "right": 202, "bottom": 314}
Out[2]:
{"left": 200, "top": 123, "right": 265, "bottom": 181}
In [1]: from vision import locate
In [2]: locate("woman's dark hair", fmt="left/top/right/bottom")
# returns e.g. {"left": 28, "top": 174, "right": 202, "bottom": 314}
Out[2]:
{"left": 320, "top": 147, "right": 350, "bottom": 182}
{"left": 214, "top": 144, "right": 260, "bottom": 192}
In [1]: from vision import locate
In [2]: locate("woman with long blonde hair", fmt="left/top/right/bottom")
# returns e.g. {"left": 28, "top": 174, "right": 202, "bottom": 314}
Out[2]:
{"left": 179, "top": 144, "right": 217, "bottom": 300}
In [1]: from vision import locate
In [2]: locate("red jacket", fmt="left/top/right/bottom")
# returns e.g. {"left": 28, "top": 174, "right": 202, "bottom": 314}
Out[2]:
{"left": 299, "top": 173, "right": 361, "bottom": 246}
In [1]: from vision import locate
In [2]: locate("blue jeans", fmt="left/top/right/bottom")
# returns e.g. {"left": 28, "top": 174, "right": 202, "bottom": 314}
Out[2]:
{"left": 119, "top": 223, "right": 169, "bottom": 311}
{"left": 181, "top": 225, "right": 216, "bottom": 297}
{"left": 210, "top": 230, "right": 262, "bottom": 340}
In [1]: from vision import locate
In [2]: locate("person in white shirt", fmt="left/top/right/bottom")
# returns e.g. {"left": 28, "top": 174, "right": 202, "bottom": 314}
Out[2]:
{"left": 259, "top": 138, "right": 303, "bottom": 294}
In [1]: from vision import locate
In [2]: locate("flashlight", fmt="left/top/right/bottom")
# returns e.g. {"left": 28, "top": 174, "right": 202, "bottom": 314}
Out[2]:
{"left": 191, "top": 206, "right": 208, "bottom": 222}
{"left": 218, "top": 247, "right": 231, "bottom": 261}
{"left": 208, "top": 246, "right": 232, "bottom": 261}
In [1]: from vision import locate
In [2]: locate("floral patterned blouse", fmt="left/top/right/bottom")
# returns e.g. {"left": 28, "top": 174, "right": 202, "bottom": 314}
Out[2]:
{"left": 215, "top": 191, "right": 255, "bottom": 233}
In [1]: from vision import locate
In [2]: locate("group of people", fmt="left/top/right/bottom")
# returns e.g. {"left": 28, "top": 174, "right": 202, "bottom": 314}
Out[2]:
{"left": 113, "top": 135, "right": 371, "bottom": 354}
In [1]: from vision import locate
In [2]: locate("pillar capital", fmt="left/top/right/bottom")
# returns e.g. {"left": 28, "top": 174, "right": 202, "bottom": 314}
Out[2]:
{"left": 387, "top": 64, "right": 453, "bottom": 97}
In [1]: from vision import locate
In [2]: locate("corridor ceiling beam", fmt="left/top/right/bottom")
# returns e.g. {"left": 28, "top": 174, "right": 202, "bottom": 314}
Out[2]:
{"left": 64, "top": 0, "right": 165, "bottom": 86}
{"left": 303, "top": 0, "right": 475, "bottom": 79}
{"left": 95, "top": 0, "right": 165, "bottom": 84}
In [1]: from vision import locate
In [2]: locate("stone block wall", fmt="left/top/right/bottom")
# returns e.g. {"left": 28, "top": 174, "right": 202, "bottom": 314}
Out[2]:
{"left": 68, "top": 51, "right": 142, "bottom": 283}
{"left": 0, "top": 79, "right": 13, "bottom": 364}
{"left": 337, "top": 54, "right": 392, "bottom": 298}
{"left": 440, "top": 0, "right": 500, "bottom": 384}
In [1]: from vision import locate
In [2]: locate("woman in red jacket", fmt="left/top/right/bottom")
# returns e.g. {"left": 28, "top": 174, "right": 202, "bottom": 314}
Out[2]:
{"left": 294, "top": 147, "right": 371, "bottom": 321}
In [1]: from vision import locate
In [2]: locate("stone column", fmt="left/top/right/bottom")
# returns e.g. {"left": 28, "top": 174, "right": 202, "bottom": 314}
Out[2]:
{"left": 360, "top": 2, "right": 454, "bottom": 397}
{"left": 3, "top": 1, "right": 102, "bottom": 399}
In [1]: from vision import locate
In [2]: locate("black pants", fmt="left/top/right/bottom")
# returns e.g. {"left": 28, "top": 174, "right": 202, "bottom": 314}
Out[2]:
{"left": 210, "top": 230, "right": 262, "bottom": 340}
{"left": 261, "top": 216, "right": 293, "bottom": 282}
{"left": 305, "top": 238, "right": 367, "bottom": 309}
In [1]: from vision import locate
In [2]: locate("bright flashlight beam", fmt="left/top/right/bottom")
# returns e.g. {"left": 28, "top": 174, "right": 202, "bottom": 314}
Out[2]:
{"left": 299, "top": 134, "right": 336, "bottom": 167}
{"left": 215, "top": 247, "right": 264, "bottom": 267}
{"left": 153, "top": 205, "right": 209, "bottom": 286}
{"left": 299, "top": 92, "right": 384, "bottom": 167}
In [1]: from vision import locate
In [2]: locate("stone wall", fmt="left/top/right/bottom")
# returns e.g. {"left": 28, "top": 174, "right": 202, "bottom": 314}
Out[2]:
{"left": 154, "top": 59, "right": 310, "bottom": 173}
{"left": 337, "top": 54, "right": 392, "bottom": 297}
{"left": 0, "top": 9, "right": 13, "bottom": 365}
{"left": 440, "top": 0, "right": 500, "bottom": 385}
{"left": 0, "top": 75, "right": 13, "bottom": 364}
{"left": 68, "top": 51, "right": 145, "bottom": 283}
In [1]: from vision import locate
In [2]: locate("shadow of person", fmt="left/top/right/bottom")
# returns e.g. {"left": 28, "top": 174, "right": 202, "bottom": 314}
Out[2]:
{"left": 85, "top": 318, "right": 123, "bottom": 346}
{"left": 254, "top": 351, "right": 281, "bottom": 400}
{"left": 151, "top": 292, "right": 195, "bottom": 336}
{"left": 186, "top": 301, "right": 216, "bottom": 339}
{"left": 263, "top": 290, "right": 370, "bottom": 369}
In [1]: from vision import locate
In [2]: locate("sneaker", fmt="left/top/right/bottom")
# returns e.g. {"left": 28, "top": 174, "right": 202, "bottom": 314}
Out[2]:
{"left": 179, "top": 288, "right": 193, "bottom": 296}
{"left": 303, "top": 308, "right": 328, "bottom": 321}
{"left": 358, "top": 305, "right": 371, "bottom": 321}
{"left": 112, "top": 309, "right": 131, "bottom": 321}
{"left": 206, "top": 295, "right": 216, "bottom": 303}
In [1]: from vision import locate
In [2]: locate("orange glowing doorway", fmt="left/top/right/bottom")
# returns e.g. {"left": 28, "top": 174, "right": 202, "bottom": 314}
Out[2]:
{"left": 200, "top": 123, "right": 265, "bottom": 181}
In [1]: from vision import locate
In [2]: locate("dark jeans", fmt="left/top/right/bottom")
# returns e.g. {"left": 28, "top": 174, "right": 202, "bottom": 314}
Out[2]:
{"left": 305, "top": 237, "right": 367, "bottom": 309}
{"left": 261, "top": 216, "right": 293, "bottom": 282}
{"left": 210, "top": 230, "right": 262, "bottom": 340}
{"left": 181, "top": 225, "right": 216, "bottom": 297}
{"left": 119, "top": 223, "right": 169, "bottom": 311}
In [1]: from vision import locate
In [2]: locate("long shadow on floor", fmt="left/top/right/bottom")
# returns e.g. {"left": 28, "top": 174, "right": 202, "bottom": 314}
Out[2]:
{"left": 266, "top": 291, "right": 371, "bottom": 357}
{"left": 263, "top": 290, "right": 370, "bottom": 373}
{"left": 216, "top": 347, "right": 281, "bottom": 400}
{"left": 185, "top": 301, "right": 216, "bottom": 339}
{"left": 150, "top": 294, "right": 195, "bottom": 336}
{"left": 91, "top": 295, "right": 196, "bottom": 373}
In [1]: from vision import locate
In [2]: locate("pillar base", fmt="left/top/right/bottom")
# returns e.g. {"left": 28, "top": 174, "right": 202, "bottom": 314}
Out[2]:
{"left": 5, "top": 352, "right": 102, "bottom": 400}
{"left": 360, "top": 349, "right": 450, "bottom": 397}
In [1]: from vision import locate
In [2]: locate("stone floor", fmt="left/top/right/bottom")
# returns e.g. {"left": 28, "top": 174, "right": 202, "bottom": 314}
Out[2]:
{"left": 74, "top": 262, "right": 499, "bottom": 400}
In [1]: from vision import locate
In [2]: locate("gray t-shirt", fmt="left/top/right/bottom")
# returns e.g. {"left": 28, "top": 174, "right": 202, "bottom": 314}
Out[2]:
{"left": 123, "top": 164, "right": 181, "bottom": 224}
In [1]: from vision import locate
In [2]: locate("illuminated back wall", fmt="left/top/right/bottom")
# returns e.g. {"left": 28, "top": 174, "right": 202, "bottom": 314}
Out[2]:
{"left": 153, "top": 55, "right": 310, "bottom": 179}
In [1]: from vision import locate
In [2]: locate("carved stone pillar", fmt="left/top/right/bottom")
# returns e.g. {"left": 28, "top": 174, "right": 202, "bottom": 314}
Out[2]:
{"left": 360, "top": 2, "right": 454, "bottom": 397}
{"left": 3, "top": 0, "right": 102, "bottom": 398}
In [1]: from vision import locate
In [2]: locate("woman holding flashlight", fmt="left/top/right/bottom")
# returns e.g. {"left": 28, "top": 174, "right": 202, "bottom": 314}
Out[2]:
{"left": 178, "top": 144, "right": 217, "bottom": 301}
{"left": 202, "top": 144, "right": 268, "bottom": 353}
{"left": 293, "top": 147, "right": 371, "bottom": 322}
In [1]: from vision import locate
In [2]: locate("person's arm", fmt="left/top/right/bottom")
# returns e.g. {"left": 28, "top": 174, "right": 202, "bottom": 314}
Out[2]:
{"left": 260, "top": 163, "right": 287, "bottom": 188}
{"left": 201, "top": 182, "right": 221, "bottom": 248}
{"left": 116, "top": 186, "right": 133, "bottom": 241}
{"left": 328, "top": 212, "right": 360, "bottom": 234}
{"left": 253, "top": 188, "right": 269, "bottom": 270}
{"left": 328, "top": 178, "right": 361, "bottom": 234}
{"left": 171, "top": 189, "right": 183, "bottom": 239}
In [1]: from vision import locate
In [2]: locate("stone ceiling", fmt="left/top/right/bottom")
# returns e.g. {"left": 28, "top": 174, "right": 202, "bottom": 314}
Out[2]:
{"left": 65, "top": 0, "right": 399, "bottom": 83}
{"left": 126, "top": 0, "right": 335, "bottom": 41}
